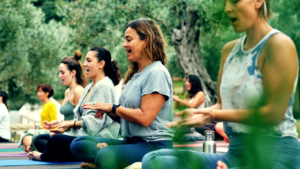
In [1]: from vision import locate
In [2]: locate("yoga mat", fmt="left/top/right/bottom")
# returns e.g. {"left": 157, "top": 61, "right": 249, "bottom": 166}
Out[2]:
{"left": 0, "top": 145, "right": 18, "bottom": 149}
{"left": 0, "top": 153, "right": 27, "bottom": 157}
{"left": 0, "top": 160, "right": 82, "bottom": 166}
{"left": 0, "top": 148, "right": 23, "bottom": 152}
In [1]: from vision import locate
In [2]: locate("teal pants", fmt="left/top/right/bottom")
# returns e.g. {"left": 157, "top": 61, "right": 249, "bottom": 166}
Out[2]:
{"left": 142, "top": 134, "right": 300, "bottom": 169}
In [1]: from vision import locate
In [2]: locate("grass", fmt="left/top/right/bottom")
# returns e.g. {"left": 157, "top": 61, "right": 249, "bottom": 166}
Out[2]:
{"left": 173, "top": 81, "right": 185, "bottom": 95}
{"left": 296, "top": 119, "right": 300, "bottom": 137}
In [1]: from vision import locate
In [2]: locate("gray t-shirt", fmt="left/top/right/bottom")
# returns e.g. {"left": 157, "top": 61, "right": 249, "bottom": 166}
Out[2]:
{"left": 119, "top": 61, "right": 174, "bottom": 141}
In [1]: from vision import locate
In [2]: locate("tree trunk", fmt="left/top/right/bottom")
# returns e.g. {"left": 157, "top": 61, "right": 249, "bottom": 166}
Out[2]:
{"left": 171, "top": 12, "right": 217, "bottom": 103}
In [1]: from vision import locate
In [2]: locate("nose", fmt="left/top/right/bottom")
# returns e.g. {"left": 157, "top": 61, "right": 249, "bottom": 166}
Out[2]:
{"left": 224, "top": 0, "right": 232, "bottom": 13}
{"left": 122, "top": 40, "right": 127, "bottom": 48}
{"left": 58, "top": 73, "right": 61, "bottom": 78}
{"left": 83, "top": 61, "right": 87, "bottom": 67}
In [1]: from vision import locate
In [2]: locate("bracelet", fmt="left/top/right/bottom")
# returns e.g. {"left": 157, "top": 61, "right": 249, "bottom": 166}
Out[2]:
{"left": 73, "top": 121, "right": 76, "bottom": 128}
{"left": 112, "top": 104, "right": 121, "bottom": 114}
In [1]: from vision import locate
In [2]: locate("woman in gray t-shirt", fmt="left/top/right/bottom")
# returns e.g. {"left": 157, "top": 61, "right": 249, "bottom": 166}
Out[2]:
{"left": 70, "top": 19, "right": 174, "bottom": 169}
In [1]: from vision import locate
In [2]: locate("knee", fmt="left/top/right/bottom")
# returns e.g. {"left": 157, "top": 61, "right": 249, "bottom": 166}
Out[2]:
{"left": 142, "top": 150, "right": 165, "bottom": 169}
{"left": 70, "top": 137, "right": 84, "bottom": 155}
{"left": 94, "top": 146, "right": 117, "bottom": 168}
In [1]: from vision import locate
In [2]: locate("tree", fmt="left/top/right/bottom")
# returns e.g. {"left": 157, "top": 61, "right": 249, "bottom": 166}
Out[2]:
{"left": 0, "top": 0, "right": 74, "bottom": 109}
{"left": 58, "top": 0, "right": 228, "bottom": 103}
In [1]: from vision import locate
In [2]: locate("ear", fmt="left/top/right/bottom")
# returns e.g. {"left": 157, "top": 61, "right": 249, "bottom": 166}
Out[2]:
{"left": 143, "top": 36, "right": 148, "bottom": 48}
{"left": 45, "top": 92, "right": 50, "bottom": 98}
{"left": 71, "top": 70, "right": 76, "bottom": 77}
{"left": 255, "top": 0, "right": 264, "bottom": 10}
{"left": 98, "top": 60, "right": 106, "bottom": 69}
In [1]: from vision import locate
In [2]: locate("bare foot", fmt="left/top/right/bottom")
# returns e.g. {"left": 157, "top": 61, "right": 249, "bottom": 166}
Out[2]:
{"left": 80, "top": 162, "right": 97, "bottom": 169}
{"left": 24, "top": 146, "right": 31, "bottom": 153}
{"left": 27, "top": 151, "right": 42, "bottom": 161}
{"left": 216, "top": 161, "right": 228, "bottom": 169}
{"left": 96, "top": 142, "right": 108, "bottom": 149}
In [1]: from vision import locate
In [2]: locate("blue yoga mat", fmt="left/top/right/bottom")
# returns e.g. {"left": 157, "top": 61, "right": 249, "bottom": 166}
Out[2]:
{"left": 0, "top": 160, "right": 82, "bottom": 166}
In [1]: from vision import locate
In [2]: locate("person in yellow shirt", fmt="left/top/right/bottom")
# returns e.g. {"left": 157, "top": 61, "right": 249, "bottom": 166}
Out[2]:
{"left": 37, "top": 84, "right": 57, "bottom": 129}
{"left": 20, "top": 84, "right": 57, "bottom": 152}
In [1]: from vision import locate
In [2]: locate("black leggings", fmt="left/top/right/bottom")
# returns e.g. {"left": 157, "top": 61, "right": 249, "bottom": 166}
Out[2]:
{"left": 34, "top": 134, "right": 80, "bottom": 162}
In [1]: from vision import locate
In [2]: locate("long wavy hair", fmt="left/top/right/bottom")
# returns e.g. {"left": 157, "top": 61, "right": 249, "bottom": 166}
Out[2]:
{"left": 186, "top": 75, "right": 203, "bottom": 99}
{"left": 123, "top": 19, "right": 167, "bottom": 84}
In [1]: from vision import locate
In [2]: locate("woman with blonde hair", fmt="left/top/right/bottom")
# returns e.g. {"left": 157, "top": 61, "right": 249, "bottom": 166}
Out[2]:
{"left": 70, "top": 18, "right": 174, "bottom": 169}
{"left": 142, "top": 0, "right": 300, "bottom": 168}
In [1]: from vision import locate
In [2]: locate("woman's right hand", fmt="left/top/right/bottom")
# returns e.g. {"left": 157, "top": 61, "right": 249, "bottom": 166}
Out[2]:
{"left": 43, "top": 120, "right": 60, "bottom": 129}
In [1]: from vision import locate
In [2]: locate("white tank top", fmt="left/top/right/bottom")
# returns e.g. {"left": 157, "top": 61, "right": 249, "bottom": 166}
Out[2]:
{"left": 189, "top": 96, "right": 205, "bottom": 109}
{"left": 220, "top": 29, "right": 298, "bottom": 138}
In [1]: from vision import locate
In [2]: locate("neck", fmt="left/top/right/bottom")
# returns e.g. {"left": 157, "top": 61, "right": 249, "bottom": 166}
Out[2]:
{"left": 69, "top": 79, "right": 78, "bottom": 92}
{"left": 137, "top": 56, "right": 152, "bottom": 72}
{"left": 244, "top": 18, "right": 273, "bottom": 51}
{"left": 42, "top": 98, "right": 50, "bottom": 104}
{"left": 91, "top": 71, "right": 106, "bottom": 86}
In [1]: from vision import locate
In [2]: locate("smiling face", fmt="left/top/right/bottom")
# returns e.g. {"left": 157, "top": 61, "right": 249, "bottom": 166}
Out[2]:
{"left": 225, "top": 0, "right": 260, "bottom": 33}
{"left": 58, "top": 63, "right": 74, "bottom": 86}
{"left": 123, "top": 27, "right": 147, "bottom": 62}
{"left": 185, "top": 78, "right": 192, "bottom": 91}
{"left": 37, "top": 88, "right": 48, "bottom": 101}
{"left": 83, "top": 51, "right": 101, "bottom": 80}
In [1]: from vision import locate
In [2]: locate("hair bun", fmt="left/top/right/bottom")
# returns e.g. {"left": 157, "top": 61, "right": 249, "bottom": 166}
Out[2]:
{"left": 74, "top": 50, "right": 82, "bottom": 61}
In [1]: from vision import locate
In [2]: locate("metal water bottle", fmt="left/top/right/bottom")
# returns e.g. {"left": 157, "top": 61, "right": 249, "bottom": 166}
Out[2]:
{"left": 203, "top": 130, "right": 216, "bottom": 153}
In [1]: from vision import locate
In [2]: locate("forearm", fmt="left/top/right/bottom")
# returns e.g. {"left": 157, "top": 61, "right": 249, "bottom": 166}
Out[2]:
{"left": 106, "top": 112, "right": 120, "bottom": 123}
{"left": 177, "top": 99, "right": 193, "bottom": 108}
{"left": 115, "top": 106, "right": 147, "bottom": 126}
{"left": 65, "top": 120, "right": 82, "bottom": 128}
{"left": 212, "top": 106, "right": 277, "bottom": 126}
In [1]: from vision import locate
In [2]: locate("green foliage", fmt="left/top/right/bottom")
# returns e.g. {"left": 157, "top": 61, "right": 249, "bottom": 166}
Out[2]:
{"left": 0, "top": 0, "right": 73, "bottom": 109}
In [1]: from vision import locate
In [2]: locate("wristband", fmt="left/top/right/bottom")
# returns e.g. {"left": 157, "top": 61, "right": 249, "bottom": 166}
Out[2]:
{"left": 112, "top": 104, "right": 121, "bottom": 114}
{"left": 73, "top": 121, "right": 76, "bottom": 128}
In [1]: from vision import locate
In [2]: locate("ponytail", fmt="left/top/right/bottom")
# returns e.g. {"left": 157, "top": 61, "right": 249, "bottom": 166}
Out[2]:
{"left": 105, "top": 60, "right": 121, "bottom": 86}
{"left": 89, "top": 47, "right": 121, "bottom": 86}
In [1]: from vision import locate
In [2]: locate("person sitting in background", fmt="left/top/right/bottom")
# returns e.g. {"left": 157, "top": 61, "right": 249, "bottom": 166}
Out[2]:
{"left": 19, "top": 50, "right": 88, "bottom": 152}
{"left": 27, "top": 46, "right": 121, "bottom": 162}
{"left": 0, "top": 91, "right": 11, "bottom": 142}
{"left": 173, "top": 75, "right": 228, "bottom": 141}
{"left": 173, "top": 75, "right": 205, "bottom": 109}
{"left": 20, "top": 84, "right": 57, "bottom": 152}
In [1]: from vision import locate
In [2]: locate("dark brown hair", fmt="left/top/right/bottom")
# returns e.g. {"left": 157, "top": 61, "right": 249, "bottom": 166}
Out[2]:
{"left": 37, "top": 84, "right": 54, "bottom": 98}
{"left": 89, "top": 47, "right": 121, "bottom": 86}
{"left": 60, "top": 50, "right": 88, "bottom": 87}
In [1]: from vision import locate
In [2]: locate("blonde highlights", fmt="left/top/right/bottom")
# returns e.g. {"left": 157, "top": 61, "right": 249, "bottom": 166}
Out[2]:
{"left": 259, "top": 0, "right": 273, "bottom": 20}
{"left": 123, "top": 19, "right": 167, "bottom": 84}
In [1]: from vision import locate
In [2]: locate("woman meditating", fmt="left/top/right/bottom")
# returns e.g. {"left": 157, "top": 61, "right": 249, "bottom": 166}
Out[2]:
{"left": 27, "top": 47, "right": 121, "bottom": 162}
{"left": 142, "top": 0, "right": 300, "bottom": 168}
{"left": 20, "top": 50, "right": 87, "bottom": 152}
{"left": 70, "top": 18, "right": 174, "bottom": 169}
